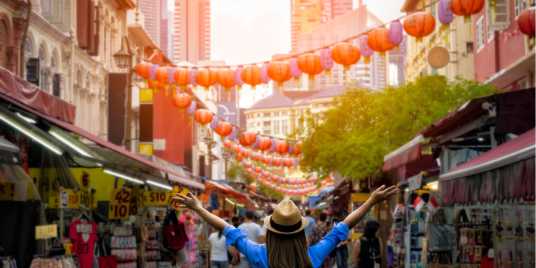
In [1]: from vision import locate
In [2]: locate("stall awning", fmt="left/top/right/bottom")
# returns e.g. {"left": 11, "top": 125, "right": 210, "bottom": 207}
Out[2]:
{"left": 0, "top": 67, "right": 204, "bottom": 190}
{"left": 383, "top": 135, "right": 438, "bottom": 181}
{"left": 440, "top": 128, "right": 535, "bottom": 181}
{"left": 421, "top": 88, "right": 534, "bottom": 139}
{"left": 205, "top": 180, "right": 251, "bottom": 204}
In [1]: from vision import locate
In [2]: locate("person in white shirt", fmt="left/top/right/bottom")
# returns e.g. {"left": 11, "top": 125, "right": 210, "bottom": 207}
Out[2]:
{"left": 237, "top": 211, "right": 262, "bottom": 267}
{"left": 208, "top": 230, "right": 229, "bottom": 268}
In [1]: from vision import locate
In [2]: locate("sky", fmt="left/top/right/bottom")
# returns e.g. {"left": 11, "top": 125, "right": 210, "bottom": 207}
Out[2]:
{"left": 209, "top": 0, "right": 404, "bottom": 107}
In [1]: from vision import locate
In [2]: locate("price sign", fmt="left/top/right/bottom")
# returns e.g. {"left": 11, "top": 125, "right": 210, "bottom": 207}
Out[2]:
{"left": 109, "top": 188, "right": 132, "bottom": 220}
{"left": 169, "top": 186, "right": 190, "bottom": 210}
{"left": 49, "top": 189, "right": 80, "bottom": 209}
{"left": 143, "top": 191, "right": 170, "bottom": 207}
{"left": 35, "top": 224, "right": 58, "bottom": 240}
{"left": 0, "top": 182, "right": 14, "bottom": 200}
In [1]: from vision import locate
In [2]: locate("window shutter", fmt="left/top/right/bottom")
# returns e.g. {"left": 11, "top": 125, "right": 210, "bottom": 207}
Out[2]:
{"left": 77, "top": 0, "right": 90, "bottom": 49}
{"left": 88, "top": 2, "right": 100, "bottom": 56}
{"left": 489, "top": 0, "right": 510, "bottom": 31}
{"left": 53, "top": 74, "right": 61, "bottom": 97}
{"left": 26, "top": 58, "right": 39, "bottom": 86}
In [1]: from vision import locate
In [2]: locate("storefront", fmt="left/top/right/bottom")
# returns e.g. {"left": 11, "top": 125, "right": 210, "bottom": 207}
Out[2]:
{"left": 0, "top": 66, "right": 205, "bottom": 268}
{"left": 383, "top": 88, "right": 535, "bottom": 268}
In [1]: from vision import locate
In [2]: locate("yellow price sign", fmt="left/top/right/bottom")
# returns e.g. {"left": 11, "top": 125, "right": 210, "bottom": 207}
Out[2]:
{"left": 49, "top": 189, "right": 80, "bottom": 209}
{"left": 143, "top": 191, "right": 170, "bottom": 207}
{"left": 35, "top": 224, "right": 58, "bottom": 240}
{"left": 109, "top": 188, "right": 132, "bottom": 220}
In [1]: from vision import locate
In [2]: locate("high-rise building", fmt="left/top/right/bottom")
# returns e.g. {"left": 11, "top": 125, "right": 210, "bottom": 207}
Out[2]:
{"left": 291, "top": 0, "right": 353, "bottom": 52}
{"left": 173, "top": 0, "right": 211, "bottom": 63}
{"left": 160, "top": 0, "right": 169, "bottom": 57}
{"left": 138, "top": 0, "right": 162, "bottom": 45}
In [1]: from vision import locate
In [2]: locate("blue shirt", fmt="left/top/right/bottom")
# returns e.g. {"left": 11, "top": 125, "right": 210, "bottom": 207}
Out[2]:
{"left": 224, "top": 222, "right": 350, "bottom": 268}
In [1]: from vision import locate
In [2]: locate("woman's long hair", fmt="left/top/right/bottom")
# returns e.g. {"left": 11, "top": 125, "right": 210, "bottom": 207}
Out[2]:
{"left": 266, "top": 230, "right": 312, "bottom": 268}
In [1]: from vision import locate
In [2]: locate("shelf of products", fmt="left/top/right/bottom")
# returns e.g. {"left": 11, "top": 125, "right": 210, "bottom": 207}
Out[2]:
{"left": 111, "top": 225, "right": 137, "bottom": 268}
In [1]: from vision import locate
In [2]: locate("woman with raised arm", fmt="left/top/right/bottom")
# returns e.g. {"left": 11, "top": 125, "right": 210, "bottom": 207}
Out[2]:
{"left": 174, "top": 185, "right": 398, "bottom": 268}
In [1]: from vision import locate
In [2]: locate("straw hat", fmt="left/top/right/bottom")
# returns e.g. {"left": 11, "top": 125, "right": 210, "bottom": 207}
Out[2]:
{"left": 264, "top": 198, "right": 308, "bottom": 235}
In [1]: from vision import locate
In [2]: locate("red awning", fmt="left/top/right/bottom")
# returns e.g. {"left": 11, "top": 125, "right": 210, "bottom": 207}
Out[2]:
{"left": 205, "top": 180, "right": 251, "bottom": 204}
{"left": 383, "top": 135, "right": 438, "bottom": 181}
{"left": 421, "top": 88, "right": 534, "bottom": 138}
{"left": 0, "top": 67, "right": 75, "bottom": 124}
{"left": 441, "top": 128, "right": 535, "bottom": 180}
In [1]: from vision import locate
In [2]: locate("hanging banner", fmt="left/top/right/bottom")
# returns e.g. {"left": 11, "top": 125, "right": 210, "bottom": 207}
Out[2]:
{"left": 109, "top": 188, "right": 132, "bottom": 220}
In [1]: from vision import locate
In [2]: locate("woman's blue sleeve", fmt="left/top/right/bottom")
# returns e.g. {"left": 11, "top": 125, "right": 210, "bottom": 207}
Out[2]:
{"left": 308, "top": 223, "right": 350, "bottom": 267}
{"left": 224, "top": 226, "right": 264, "bottom": 264}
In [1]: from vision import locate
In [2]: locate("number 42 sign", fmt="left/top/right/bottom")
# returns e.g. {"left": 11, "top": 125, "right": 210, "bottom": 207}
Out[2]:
{"left": 109, "top": 188, "right": 132, "bottom": 220}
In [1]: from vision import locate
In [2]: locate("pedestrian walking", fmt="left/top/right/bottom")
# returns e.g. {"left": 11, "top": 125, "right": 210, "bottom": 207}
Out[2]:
{"left": 303, "top": 209, "right": 316, "bottom": 242}
{"left": 237, "top": 211, "right": 262, "bottom": 267}
{"left": 353, "top": 220, "right": 381, "bottom": 268}
{"left": 208, "top": 230, "right": 229, "bottom": 268}
{"left": 174, "top": 185, "right": 397, "bottom": 268}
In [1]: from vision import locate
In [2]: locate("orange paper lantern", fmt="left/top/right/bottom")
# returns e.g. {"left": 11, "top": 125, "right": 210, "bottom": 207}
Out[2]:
{"left": 155, "top": 66, "right": 170, "bottom": 84}
{"left": 293, "top": 142, "right": 302, "bottom": 156}
{"left": 518, "top": 8, "right": 535, "bottom": 37}
{"left": 196, "top": 68, "right": 218, "bottom": 89}
{"left": 403, "top": 12, "right": 436, "bottom": 39}
{"left": 257, "top": 137, "right": 272, "bottom": 151}
{"left": 173, "top": 68, "right": 190, "bottom": 86}
{"left": 214, "top": 121, "right": 233, "bottom": 137}
{"left": 135, "top": 62, "right": 152, "bottom": 79}
{"left": 331, "top": 42, "right": 361, "bottom": 69}
{"left": 297, "top": 53, "right": 323, "bottom": 79}
{"left": 216, "top": 68, "right": 236, "bottom": 89}
{"left": 267, "top": 61, "right": 292, "bottom": 86}
{"left": 450, "top": 0, "right": 484, "bottom": 17}
{"left": 239, "top": 132, "right": 257, "bottom": 147}
{"left": 367, "top": 27, "right": 396, "bottom": 53}
{"left": 241, "top": 65, "right": 263, "bottom": 87}
{"left": 275, "top": 140, "right": 289, "bottom": 154}
{"left": 173, "top": 92, "right": 192, "bottom": 109}
{"left": 194, "top": 109, "right": 214, "bottom": 125}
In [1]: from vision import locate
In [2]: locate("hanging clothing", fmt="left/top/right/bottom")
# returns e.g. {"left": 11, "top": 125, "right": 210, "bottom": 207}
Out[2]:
{"left": 68, "top": 219, "right": 97, "bottom": 268}
{"left": 163, "top": 221, "right": 188, "bottom": 252}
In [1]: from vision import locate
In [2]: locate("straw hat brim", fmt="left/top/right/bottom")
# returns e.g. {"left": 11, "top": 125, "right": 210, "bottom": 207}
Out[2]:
{"left": 264, "top": 215, "right": 308, "bottom": 235}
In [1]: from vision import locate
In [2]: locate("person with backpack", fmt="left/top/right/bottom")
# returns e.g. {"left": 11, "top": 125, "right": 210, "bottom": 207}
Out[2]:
{"left": 163, "top": 210, "right": 189, "bottom": 267}
{"left": 174, "top": 185, "right": 397, "bottom": 268}
{"left": 354, "top": 220, "right": 381, "bottom": 268}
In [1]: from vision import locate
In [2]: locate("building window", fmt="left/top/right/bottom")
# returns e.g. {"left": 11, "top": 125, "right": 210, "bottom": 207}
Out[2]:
{"left": 263, "top": 121, "right": 271, "bottom": 127}
{"left": 263, "top": 112, "right": 270, "bottom": 117}
{"left": 282, "top": 120, "right": 288, "bottom": 135}
{"left": 476, "top": 17, "right": 484, "bottom": 50}
{"left": 274, "top": 120, "right": 280, "bottom": 135}
{"left": 514, "top": 0, "right": 524, "bottom": 17}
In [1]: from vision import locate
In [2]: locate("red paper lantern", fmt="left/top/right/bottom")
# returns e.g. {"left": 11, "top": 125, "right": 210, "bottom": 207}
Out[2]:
{"left": 173, "top": 92, "right": 192, "bottom": 109}
{"left": 450, "top": 0, "right": 484, "bottom": 17}
{"left": 194, "top": 109, "right": 213, "bottom": 125}
{"left": 284, "top": 158, "right": 294, "bottom": 167}
{"left": 135, "top": 62, "right": 152, "bottom": 79}
{"left": 214, "top": 121, "right": 233, "bottom": 137}
{"left": 239, "top": 132, "right": 257, "bottom": 147}
{"left": 241, "top": 65, "right": 263, "bottom": 87}
{"left": 257, "top": 137, "right": 272, "bottom": 151}
{"left": 297, "top": 53, "right": 323, "bottom": 79}
{"left": 255, "top": 166, "right": 262, "bottom": 173}
{"left": 518, "top": 7, "right": 535, "bottom": 37}
{"left": 223, "top": 140, "right": 232, "bottom": 148}
{"left": 216, "top": 68, "right": 236, "bottom": 89}
{"left": 155, "top": 67, "right": 170, "bottom": 84}
{"left": 275, "top": 140, "right": 289, "bottom": 154}
{"left": 293, "top": 142, "right": 302, "bottom": 156}
{"left": 331, "top": 42, "right": 361, "bottom": 69}
{"left": 367, "top": 28, "right": 396, "bottom": 53}
{"left": 403, "top": 12, "right": 436, "bottom": 39}
{"left": 196, "top": 68, "right": 218, "bottom": 89}
{"left": 267, "top": 61, "right": 292, "bottom": 86}
{"left": 273, "top": 158, "right": 282, "bottom": 167}
{"left": 173, "top": 68, "right": 190, "bottom": 86}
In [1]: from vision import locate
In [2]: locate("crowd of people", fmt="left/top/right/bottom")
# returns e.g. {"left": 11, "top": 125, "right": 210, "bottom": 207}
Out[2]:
{"left": 170, "top": 185, "right": 397, "bottom": 268}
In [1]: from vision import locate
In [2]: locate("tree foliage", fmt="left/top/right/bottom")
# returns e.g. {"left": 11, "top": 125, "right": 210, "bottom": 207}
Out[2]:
{"left": 301, "top": 75, "right": 496, "bottom": 180}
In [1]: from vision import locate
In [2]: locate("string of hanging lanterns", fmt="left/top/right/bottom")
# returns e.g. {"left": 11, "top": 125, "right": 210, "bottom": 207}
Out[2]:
{"left": 134, "top": 0, "right": 494, "bottom": 91}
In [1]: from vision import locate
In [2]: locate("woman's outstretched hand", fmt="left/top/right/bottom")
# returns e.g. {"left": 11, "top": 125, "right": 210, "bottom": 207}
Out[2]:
{"left": 173, "top": 192, "right": 202, "bottom": 211}
{"left": 369, "top": 185, "right": 399, "bottom": 204}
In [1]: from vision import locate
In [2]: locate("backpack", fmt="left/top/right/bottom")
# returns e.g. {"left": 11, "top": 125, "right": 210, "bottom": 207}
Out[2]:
{"left": 163, "top": 222, "right": 188, "bottom": 251}
{"left": 359, "top": 236, "right": 380, "bottom": 267}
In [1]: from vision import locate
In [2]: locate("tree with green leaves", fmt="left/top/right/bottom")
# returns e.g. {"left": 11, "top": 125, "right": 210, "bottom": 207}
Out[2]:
{"left": 301, "top": 75, "right": 495, "bottom": 180}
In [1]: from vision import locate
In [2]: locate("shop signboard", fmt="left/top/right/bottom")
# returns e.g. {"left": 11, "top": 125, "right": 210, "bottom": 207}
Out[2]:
{"left": 109, "top": 188, "right": 132, "bottom": 219}
{"left": 49, "top": 189, "right": 80, "bottom": 209}
{"left": 143, "top": 191, "right": 169, "bottom": 207}
{"left": 0, "top": 182, "right": 14, "bottom": 200}
{"left": 35, "top": 224, "right": 58, "bottom": 240}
